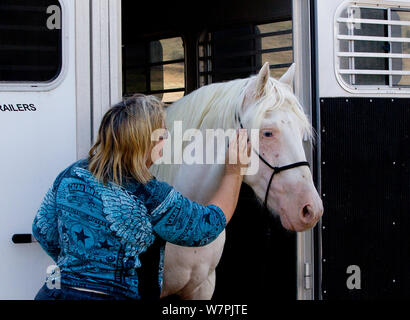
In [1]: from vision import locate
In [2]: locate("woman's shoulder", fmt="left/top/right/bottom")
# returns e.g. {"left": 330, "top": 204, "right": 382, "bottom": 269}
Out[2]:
{"left": 52, "top": 160, "right": 176, "bottom": 212}
{"left": 142, "top": 178, "right": 175, "bottom": 213}
{"left": 51, "top": 159, "right": 89, "bottom": 190}
{"left": 144, "top": 178, "right": 173, "bottom": 195}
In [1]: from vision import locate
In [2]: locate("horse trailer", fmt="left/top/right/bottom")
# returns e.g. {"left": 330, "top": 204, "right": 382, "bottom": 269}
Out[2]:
{"left": 0, "top": 0, "right": 408, "bottom": 300}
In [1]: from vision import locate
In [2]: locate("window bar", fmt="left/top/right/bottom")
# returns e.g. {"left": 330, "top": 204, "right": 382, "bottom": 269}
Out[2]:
{"left": 0, "top": 65, "right": 56, "bottom": 71}
{"left": 348, "top": 6, "right": 356, "bottom": 85}
{"left": 198, "top": 46, "right": 293, "bottom": 61}
{"left": 0, "top": 25, "right": 46, "bottom": 32}
{"left": 208, "top": 33, "right": 213, "bottom": 84}
{"left": 338, "top": 34, "right": 410, "bottom": 42}
{"left": 387, "top": 8, "right": 393, "bottom": 87}
{"left": 291, "top": 23, "right": 294, "bottom": 69}
{"left": 206, "top": 33, "right": 211, "bottom": 85}
{"left": 201, "top": 44, "right": 204, "bottom": 85}
{"left": 147, "top": 88, "right": 186, "bottom": 95}
{"left": 252, "top": 24, "right": 256, "bottom": 74}
{"left": 122, "top": 45, "right": 127, "bottom": 95}
{"left": 269, "top": 63, "right": 293, "bottom": 69}
{"left": 145, "top": 42, "right": 151, "bottom": 95}
{"left": 0, "top": 45, "right": 56, "bottom": 52}
{"left": 200, "top": 37, "right": 205, "bottom": 85}
{"left": 337, "top": 52, "right": 410, "bottom": 58}
{"left": 337, "top": 17, "right": 410, "bottom": 27}
{"left": 198, "top": 29, "right": 292, "bottom": 44}
{"left": 125, "top": 59, "right": 182, "bottom": 69}
{"left": 339, "top": 69, "right": 410, "bottom": 75}
{"left": 0, "top": 5, "right": 46, "bottom": 12}
{"left": 198, "top": 43, "right": 203, "bottom": 86}
{"left": 199, "top": 66, "right": 260, "bottom": 75}
{"left": 148, "top": 59, "right": 185, "bottom": 67}
{"left": 258, "top": 29, "right": 293, "bottom": 38}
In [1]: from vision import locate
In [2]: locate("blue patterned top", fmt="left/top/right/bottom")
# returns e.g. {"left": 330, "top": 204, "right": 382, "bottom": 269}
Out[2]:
{"left": 32, "top": 159, "right": 226, "bottom": 299}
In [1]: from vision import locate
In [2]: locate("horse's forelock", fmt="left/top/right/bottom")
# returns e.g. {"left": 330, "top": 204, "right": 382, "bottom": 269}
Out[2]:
{"left": 246, "top": 77, "right": 313, "bottom": 139}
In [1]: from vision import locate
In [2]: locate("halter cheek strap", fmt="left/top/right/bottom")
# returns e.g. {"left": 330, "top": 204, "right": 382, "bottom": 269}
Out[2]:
{"left": 237, "top": 115, "right": 310, "bottom": 209}
{"left": 262, "top": 161, "right": 310, "bottom": 209}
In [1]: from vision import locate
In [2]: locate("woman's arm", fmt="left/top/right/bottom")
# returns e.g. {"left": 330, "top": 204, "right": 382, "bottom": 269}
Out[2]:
{"left": 151, "top": 190, "right": 227, "bottom": 247}
{"left": 149, "top": 129, "right": 250, "bottom": 247}
{"left": 32, "top": 186, "right": 61, "bottom": 262}
{"left": 206, "top": 172, "right": 243, "bottom": 225}
{"left": 207, "top": 129, "right": 250, "bottom": 224}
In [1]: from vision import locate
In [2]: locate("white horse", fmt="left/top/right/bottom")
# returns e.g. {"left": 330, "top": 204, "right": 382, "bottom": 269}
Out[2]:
{"left": 151, "top": 62, "right": 324, "bottom": 300}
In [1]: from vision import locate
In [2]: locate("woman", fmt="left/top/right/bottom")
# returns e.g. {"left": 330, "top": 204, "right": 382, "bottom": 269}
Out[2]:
{"left": 32, "top": 94, "right": 249, "bottom": 300}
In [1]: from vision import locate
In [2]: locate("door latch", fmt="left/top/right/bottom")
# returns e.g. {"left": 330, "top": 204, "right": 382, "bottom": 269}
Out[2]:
{"left": 304, "top": 262, "right": 312, "bottom": 290}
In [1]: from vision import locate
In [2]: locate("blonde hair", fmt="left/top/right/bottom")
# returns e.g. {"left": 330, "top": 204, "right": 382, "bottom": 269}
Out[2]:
{"left": 89, "top": 94, "right": 165, "bottom": 185}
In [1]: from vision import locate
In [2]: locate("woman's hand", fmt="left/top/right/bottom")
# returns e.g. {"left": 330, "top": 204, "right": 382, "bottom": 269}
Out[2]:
{"left": 207, "top": 129, "right": 252, "bottom": 224}
{"left": 225, "top": 129, "right": 252, "bottom": 177}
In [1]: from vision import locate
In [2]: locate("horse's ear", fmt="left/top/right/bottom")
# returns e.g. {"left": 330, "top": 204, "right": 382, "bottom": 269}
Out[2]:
{"left": 279, "top": 63, "right": 296, "bottom": 88}
{"left": 255, "top": 62, "right": 270, "bottom": 99}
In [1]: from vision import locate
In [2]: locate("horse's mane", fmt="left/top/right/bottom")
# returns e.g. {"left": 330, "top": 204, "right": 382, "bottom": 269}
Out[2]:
{"left": 151, "top": 74, "right": 313, "bottom": 184}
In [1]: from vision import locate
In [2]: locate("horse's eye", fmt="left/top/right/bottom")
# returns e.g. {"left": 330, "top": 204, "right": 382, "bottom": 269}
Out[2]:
{"left": 263, "top": 131, "right": 274, "bottom": 138}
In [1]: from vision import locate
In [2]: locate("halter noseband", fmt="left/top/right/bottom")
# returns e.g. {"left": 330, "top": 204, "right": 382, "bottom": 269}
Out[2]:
{"left": 237, "top": 115, "right": 310, "bottom": 210}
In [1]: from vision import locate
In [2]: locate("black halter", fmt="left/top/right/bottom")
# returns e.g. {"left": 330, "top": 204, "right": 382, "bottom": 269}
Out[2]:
{"left": 237, "top": 115, "right": 310, "bottom": 209}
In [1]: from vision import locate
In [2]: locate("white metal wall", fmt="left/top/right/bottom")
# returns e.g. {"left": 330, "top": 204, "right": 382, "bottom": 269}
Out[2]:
{"left": 316, "top": 0, "right": 410, "bottom": 98}
{"left": 293, "top": 0, "right": 316, "bottom": 300}
{"left": 0, "top": 0, "right": 122, "bottom": 299}
{"left": 0, "top": 0, "right": 77, "bottom": 299}
{"left": 90, "top": 0, "right": 122, "bottom": 142}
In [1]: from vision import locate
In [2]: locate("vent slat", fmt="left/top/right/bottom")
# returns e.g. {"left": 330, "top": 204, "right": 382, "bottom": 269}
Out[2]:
{"left": 339, "top": 69, "right": 410, "bottom": 76}
{"left": 337, "top": 34, "right": 410, "bottom": 43}
{"left": 337, "top": 17, "right": 410, "bottom": 27}
{"left": 337, "top": 52, "right": 410, "bottom": 59}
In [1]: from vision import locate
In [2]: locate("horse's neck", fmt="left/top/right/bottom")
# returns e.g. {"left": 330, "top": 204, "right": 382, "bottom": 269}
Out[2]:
{"left": 165, "top": 90, "right": 239, "bottom": 204}
{"left": 172, "top": 163, "right": 225, "bottom": 205}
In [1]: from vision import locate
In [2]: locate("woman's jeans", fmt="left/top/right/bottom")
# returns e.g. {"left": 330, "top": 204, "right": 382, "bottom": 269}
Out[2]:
{"left": 34, "top": 283, "right": 130, "bottom": 300}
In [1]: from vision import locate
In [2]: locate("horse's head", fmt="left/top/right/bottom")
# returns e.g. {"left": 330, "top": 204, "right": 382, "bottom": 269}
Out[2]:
{"left": 242, "top": 63, "right": 323, "bottom": 232}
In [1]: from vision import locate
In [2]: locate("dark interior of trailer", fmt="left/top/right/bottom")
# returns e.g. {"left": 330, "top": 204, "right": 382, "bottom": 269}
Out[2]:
{"left": 122, "top": 0, "right": 296, "bottom": 300}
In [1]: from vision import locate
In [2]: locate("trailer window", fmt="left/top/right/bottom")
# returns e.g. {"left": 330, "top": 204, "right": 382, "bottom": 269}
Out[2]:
{"left": 198, "top": 19, "right": 293, "bottom": 85}
{"left": 0, "top": 0, "right": 62, "bottom": 83}
{"left": 335, "top": 3, "right": 410, "bottom": 92}
{"left": 123, "top": 37, "right": 185, "bottom": 104}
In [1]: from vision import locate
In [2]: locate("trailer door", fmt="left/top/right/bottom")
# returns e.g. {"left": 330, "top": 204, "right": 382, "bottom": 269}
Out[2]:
{"left": 315, "top": 0, "right": 410, "bottom": 299}
{"left": 0, "top": 0, "right": 79, "bottom": 299}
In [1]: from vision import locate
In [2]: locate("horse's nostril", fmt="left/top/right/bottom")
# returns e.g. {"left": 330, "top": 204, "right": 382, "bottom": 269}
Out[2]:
{"left": 301, "top": 205, "right": 314, "bottom": 224}
{"left": 302, "top": 205, "right": 310, "bottom": 218}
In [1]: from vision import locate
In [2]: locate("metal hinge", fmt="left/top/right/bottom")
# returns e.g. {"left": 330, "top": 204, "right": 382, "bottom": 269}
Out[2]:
{"left": 304, "top": 262, "right": 312, "bottom": 290}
